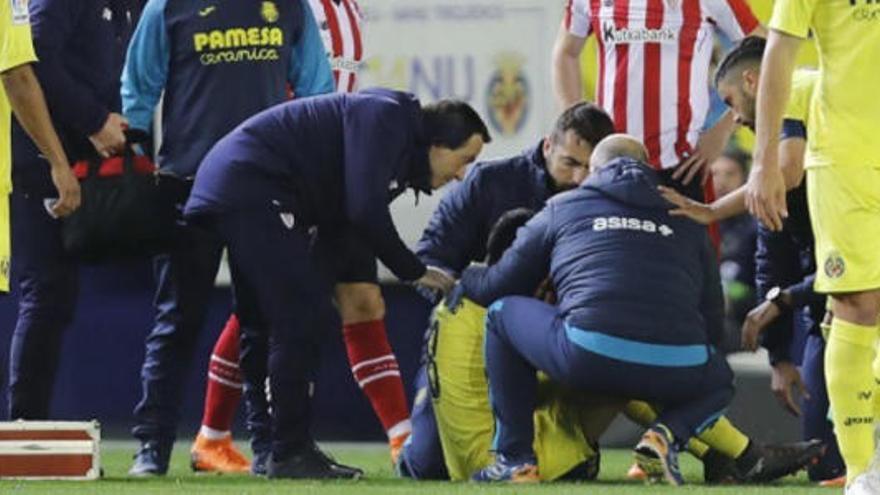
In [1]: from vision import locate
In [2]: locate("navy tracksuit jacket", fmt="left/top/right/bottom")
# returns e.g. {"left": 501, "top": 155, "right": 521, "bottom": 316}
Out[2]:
{"left": 187, "top": 88, "right": 437, "bottom": 282}
{"left": 7, "top": 0, "right": 137, "bottom": 420}
{"left": 459, "top": 158, "right": 734, "bottom": 457}
{"left": 462, "top": 157, "right": 725, "bottom": 349}
{"left": 415, "top": 142, "right": 554, "bottom": 275}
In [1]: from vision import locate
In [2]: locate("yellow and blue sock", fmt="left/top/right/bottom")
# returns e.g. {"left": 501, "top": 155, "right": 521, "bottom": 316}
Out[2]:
{"left": 825, "top": 318, "right": 878, "bottom": 482}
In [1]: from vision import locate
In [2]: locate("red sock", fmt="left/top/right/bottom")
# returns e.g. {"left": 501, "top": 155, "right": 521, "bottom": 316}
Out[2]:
{"left": 201, "top": 314, "right": 244, "bottom": 432}
{"left": 343, "top": 320, "right": 411, "bottom": 439}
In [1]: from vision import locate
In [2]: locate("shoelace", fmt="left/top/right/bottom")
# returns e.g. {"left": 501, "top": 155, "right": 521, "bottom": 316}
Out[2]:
{"left": 484, "top": 462, "right": 508, "bottom": 480}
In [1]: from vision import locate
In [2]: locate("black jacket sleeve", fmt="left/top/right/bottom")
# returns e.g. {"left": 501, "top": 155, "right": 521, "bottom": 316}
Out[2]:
{"left": 755, "top": 224, "right": 803, "bottom": 365}
{"left": 460, "top": 205, "right": 554, "bottom": 306}
{"left": 30, "top": 0, "right": 109, "bottom": 136}
{"left": 787, "top": 273, "right": 823, "bottom": 309}
{"left": 415, "top": 168, "right": 487, "bottom": 275}
{"left": 343, "top": 100, "right": 426, "bottom": 282}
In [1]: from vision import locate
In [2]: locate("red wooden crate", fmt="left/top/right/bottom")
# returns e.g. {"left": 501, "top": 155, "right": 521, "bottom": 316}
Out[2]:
{"left": 0, "top": 421, "right": 100, "bottom": 480}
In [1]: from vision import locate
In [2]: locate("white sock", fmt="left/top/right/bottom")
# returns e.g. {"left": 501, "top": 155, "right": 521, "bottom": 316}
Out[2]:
{"left": 199, "top": 425, "right": 230, "bottom": 440}
{"left": 387, "top": 419, "right": 412, "bottom": 440}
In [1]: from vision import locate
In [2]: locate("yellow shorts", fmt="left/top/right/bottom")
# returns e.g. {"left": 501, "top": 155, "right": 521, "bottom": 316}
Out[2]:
{"left": 807, "top": 167, "right": 880, "bottom": 293}
{"left": 428, "top": 299, "right": 622, "bottom": 481}
{"left": 0, "top": 194, "right": 9, "bottom": 292}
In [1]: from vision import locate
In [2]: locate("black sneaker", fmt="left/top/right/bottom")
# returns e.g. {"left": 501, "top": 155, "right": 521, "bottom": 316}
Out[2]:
{"left": 266, "top": 444, "right": 364, "bottom": 480}
{"left": 736, "top": 439, "right": 825, "bottom": 483}
{"left": 702, "top": 449, "right": 738, "bottom": 484}
{"left": 128, "top": 442, "right": 171, "bottom": 477}
{"left": 251, "top": 449, "right": 270, "bottom": 476}
{"left": 558, "top": 441, "right": 601, "bottom": 482}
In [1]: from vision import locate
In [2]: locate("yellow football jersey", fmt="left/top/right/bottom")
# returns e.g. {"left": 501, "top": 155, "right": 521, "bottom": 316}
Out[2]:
{"left": 770, "top": 0, "right": 880, "bottom": 168}
{"left": 783, "top": 68, "right": 818, "bottom": 125}
{"left": 1, "top": 0, "right": 38, "bottom": 194}
{"left": 429, "top": 298, "right": 600, "bottom": 481}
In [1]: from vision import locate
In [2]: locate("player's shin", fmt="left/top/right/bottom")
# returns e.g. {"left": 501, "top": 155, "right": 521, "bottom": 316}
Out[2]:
{"left": 826, "top": 318, "right": 877, "bottom": 482}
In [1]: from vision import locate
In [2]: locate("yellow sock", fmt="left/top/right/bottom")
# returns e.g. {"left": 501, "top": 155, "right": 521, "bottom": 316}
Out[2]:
{"left": 623, "top": 400, "right": 657, "bottom": 426}
{"left": 695, "top": 416, "right": 750, "bottom": 459}
{"left": 874, "top": 338, "right": 880, "bottom": 420}
{"left": 826, "top": 318, "right": 877, "bottom": 482}
{"left": 685, "top": 437, "right": 711, "bottom": 459}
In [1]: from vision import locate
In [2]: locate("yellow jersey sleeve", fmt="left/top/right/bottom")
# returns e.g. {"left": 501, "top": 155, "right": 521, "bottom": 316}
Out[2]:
{"left": 782, "top": 68, "right": 818, "bottom": 124}
{"left": 0, "top": 0, "right": 37, "bottom": 73}
{"left": 768, "top": 0, "right": 817, "bottom": 38}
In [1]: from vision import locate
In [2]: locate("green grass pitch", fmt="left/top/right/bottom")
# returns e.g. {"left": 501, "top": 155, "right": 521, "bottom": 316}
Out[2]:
{"left": 0, "top": 441, "right": 834, "bottom": 494}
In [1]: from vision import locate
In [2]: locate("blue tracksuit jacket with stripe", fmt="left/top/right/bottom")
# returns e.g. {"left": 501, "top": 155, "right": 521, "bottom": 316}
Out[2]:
{"left": 121, "top": 0, "right": 333, "bottom": 178}
{"left": 461, "top": 157, "right": 725, "bottom": 349}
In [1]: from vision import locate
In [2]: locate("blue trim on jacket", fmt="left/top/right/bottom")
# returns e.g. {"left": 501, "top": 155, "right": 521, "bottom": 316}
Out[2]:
{"left": 565, "top": 324, "right": 709, "bottom": 367}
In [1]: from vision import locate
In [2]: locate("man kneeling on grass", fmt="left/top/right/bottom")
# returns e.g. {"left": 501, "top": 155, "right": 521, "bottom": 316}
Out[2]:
{"left": 456, "top": 135, "right": 821, "bottom": 485}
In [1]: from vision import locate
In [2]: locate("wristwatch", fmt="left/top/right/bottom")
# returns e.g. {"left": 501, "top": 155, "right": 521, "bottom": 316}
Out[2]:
{"left": 765, "top": 286, "right": 792, "bottom": 313}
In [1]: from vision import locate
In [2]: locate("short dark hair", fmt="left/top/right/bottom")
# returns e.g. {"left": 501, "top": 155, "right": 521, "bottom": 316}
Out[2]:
{"left": 714, "top": 36, "right": 766, "bottom": 88}
{"left": 551, "top": 102, "right": 616, "bottom": 148}
{"left": 720, "top": 146, "right": 751, "bottom": 176}
{"left": 422, "top": 100, "right": 492, "bottom": 149}
{"left": 485, "top": 208, "right": 536, "bottom": 265}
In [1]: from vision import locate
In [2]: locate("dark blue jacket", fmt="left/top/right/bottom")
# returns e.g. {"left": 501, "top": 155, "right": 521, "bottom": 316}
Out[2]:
{"left": 185, "top": 88, "right": 432, "bottom": 282}
{"left": 756, "top": 118, "right": 824, "bottom": 364}
{"left": 461, "top": 157, "right": 724, "bottom": 348}
{"left": 12, "top": 0, "right": 137, "bottom": 191}
{"left": 755, "top": 183, "right": 824, "bottom": 364}
{"left": 416, "top": 142, "right": 554, "bottom": 276}
{"left": 121, "top": 0, "right": 333, "bottom": 178}
{"left": 719, "top": 214, "right": 757, "bottom": 293}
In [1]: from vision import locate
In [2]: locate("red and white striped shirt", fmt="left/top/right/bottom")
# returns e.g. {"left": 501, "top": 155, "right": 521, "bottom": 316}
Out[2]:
{"left": 564, "top": 0, "right": 758, "bottom": 169}
{"left": 309, "top": 0, "right": 364, "bottom": 93}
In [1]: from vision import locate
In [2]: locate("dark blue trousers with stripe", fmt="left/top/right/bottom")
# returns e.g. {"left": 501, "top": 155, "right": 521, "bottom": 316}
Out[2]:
{"left": 195, "top": 199, "right": 333, "bottom": 460}
{"left": 397, "top": 366, "right": 448, "bottom": 480}
{"left": 484, "top": 296, "right": 734, "bottom": 459}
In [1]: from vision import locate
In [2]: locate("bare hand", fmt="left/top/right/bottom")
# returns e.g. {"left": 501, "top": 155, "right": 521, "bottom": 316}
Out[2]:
{"left": 671, "top": 124, "right": 730, "bottom": 186}
{"left": 89, "top": 112, "right": 128, "bottom": 158}
{"left": 741, "top": 300, "right": 781, "bottom": 351}
{"left": 49, "top": 162, "right": 81, "bottom": 217}
{"left": 745, "top": 165, "right": 787, "bottom": 232}
{"left": 658, "top": 185, "right": 715, "bottom": 225}
{"left": 415, "top": 266, "right": 455, "bottom": 295}
{"left": 771, "top": 361, "right": 809, "bottom": 416}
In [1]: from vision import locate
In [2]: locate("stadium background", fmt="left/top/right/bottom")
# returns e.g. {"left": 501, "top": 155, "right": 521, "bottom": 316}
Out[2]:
{"left": 0, "top": 0, "right": 816, "bottom": 444}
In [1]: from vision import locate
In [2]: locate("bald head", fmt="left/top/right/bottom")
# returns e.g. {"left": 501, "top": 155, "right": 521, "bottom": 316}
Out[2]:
{"left": 590, "top": 134, "right": 649, "bottom": 171}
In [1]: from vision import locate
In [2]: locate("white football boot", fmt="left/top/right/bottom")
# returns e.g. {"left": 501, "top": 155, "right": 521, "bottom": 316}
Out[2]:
{"left": 846, "top": 471, "right": 880, "bottom": 495}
